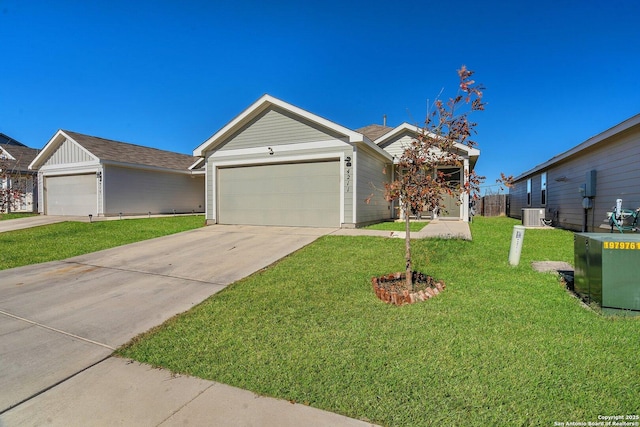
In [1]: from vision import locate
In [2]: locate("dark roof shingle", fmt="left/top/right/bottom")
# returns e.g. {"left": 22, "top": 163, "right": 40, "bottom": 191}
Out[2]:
{"left": 63, "top": 130, "right": 198, "bottom": 171}
{"left": 356, "top": 124, "right": 393, "bottom": 142}
{"left": 0, "top": 142, "right": 39, "bottom": 174}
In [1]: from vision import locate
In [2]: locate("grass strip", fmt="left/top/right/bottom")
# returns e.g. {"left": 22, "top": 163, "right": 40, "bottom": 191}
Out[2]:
{"left": 0, "top": 213, "right": 38, "bottom": 220}
{"left": 0, "top": 215, "right": 204, "bottom": 270}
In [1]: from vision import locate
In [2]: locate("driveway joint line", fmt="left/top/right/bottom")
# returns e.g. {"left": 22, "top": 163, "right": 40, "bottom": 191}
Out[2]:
{"left": 61, "top": 260, "right": 228, "bottom": 287}
{"left": 0, "top": 354, "right": 113, "bottom": 416}
{"left": 157, "top": 383, "right": 217, "bottom": 426}
{"left": 0, "top": 309, "right": 115, "bottom": 351}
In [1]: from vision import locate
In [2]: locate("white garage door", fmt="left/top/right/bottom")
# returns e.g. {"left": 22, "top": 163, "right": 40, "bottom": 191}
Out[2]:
{"left": 218, "top": 161, "right": 340, "bottom": 227}
{"left": 45, "top": 174, "right": 97, "bottom": 216}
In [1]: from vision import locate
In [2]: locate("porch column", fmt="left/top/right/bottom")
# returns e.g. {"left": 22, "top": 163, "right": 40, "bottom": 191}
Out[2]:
{"left": 461, "top": 158, "right": 470, "bottom": 222}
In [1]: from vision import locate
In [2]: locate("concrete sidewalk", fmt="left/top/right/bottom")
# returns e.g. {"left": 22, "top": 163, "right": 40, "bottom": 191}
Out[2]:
{"left": 2, "top": 357, "right": 377, "bottom": 427}
{"left": 332, "top": 219, "right": 472, "bottom": 240}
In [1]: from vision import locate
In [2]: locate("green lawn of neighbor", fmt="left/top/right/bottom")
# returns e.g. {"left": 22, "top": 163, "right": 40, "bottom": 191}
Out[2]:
{"left": 0, "top": 213, "right": 39, "bottom": 220}
{"left": 0, "top": 215, "right": 204, "bottom": 270}
{"left": 117, "top": 216, "right": 640, "bottom": 426}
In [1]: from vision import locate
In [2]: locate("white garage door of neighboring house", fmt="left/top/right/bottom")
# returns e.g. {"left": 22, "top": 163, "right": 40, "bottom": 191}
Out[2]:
{"left": 45, "top": 174, "right": 97, "bottom": 216}
{"left": 218, "top": 161, "right": 340, "bottom": 227}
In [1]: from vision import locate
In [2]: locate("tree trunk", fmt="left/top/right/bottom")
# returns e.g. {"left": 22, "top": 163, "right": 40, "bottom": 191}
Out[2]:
{"left": 405, "top": 201, "right": 413, "bottom": 290}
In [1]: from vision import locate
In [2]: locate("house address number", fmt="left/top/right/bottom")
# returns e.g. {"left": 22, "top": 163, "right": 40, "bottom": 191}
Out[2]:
{"left": 603, "top": 241, "right": 640, "bottom": 250}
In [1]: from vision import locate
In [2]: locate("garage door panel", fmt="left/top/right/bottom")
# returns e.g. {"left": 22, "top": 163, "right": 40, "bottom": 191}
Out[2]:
{"left": 45, "top": 174, "right": 97, "bottom": 216}
{"left": 218, "top": 162, "right": 339, "bottom": 227}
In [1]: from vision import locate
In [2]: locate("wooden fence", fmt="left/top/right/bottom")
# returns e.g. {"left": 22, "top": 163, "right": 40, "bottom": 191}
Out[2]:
{"left": 478, "top": 194, "right": 508, "bottom": 217}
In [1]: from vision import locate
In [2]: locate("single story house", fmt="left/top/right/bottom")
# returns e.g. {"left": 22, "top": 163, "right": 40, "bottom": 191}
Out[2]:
{"left": 509, "top": 113, "right": 640, "bottom": 231}
{"left": 193, "top": 95, "right": 480, "bottom": 228}
{"left": 0, "top": 133, "right": 39, "bottom": 213}
{"left": 29, "top": 130, "right": 205, "bottom": 217}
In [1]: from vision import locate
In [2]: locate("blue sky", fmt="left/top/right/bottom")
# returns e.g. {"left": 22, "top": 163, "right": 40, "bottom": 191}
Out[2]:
{"left": 2, "top": 0, "right": 639, "bottom": 193}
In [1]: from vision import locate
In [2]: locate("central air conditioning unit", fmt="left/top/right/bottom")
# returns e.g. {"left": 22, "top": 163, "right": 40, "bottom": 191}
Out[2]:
{"left": 522, "top": 208, "right": 545, "bottom": 227}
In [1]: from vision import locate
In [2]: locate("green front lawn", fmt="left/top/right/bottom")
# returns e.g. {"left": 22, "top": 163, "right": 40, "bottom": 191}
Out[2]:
{"left": 0, "top": 215, "right": 204, "bottom": 270}
{"left": 118, "top": 217, "right": 640, "bottom": 426}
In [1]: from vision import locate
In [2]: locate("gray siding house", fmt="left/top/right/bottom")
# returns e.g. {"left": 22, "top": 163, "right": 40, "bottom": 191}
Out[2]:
{"left": 29, "top": 130, "right": 205, "bottom": 217}
{"left": 194, "top": 95, "right": 480, "bottom": 228}
{"left": 509, "top": 113, "right": 640, "bottom": 231}
{"left": 0, "top": 133, "right": 39, "bottom": 213}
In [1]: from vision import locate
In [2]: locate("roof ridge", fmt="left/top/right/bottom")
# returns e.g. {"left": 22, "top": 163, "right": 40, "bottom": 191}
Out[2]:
{"left": 62, "top": 130, "right": 195, "bottom": 158}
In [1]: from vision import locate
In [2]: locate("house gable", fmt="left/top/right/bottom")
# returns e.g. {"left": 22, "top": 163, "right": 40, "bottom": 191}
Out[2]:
{"left": 374, "top": 122, "right": 480, "bottom": 168}
{"left": 42, "top": 137, "right": 96, "bottom": 167}
{"left": 29, "top": 130, "right": 97, "bottom": 170}
{"left": 377, "top": 128, "right": 416, "bottom": 158}
{"left": 193, "top": 94, "right": 373, "bottom": 157}
{"left": 0, "top": 146, "right": 15, "bottom": 160}
{"left": 217, "top": 105, "right": 350, "bottom": 152}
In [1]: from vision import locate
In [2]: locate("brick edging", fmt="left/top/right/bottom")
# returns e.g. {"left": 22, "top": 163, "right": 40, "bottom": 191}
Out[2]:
{"left": 371, "top": 272, "right": 445, "bottom": 305}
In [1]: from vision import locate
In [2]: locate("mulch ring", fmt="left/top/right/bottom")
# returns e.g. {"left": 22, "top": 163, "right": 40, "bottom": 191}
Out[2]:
{"left": 372, "top": 271, "right": 445, "bottom": 306}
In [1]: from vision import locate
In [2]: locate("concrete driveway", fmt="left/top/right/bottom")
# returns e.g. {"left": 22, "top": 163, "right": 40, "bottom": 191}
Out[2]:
{"left": 0, "top": 224, "right": 334, "bottom": 414}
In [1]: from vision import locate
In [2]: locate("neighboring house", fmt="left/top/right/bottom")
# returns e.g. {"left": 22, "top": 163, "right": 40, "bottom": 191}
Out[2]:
{"left": 359, "top": 122, "right": 479, "bottom": 222}
{"left": 29, "top": 130, "right": 205, "bottom": 217}
{"left": 193, "top": 95, "right": 479, "bottom": 228}
{"left": 0, "top": 133, "right": 39, "bottom": 213}
{"left": 509, "top": 113, "right": 640, "bottom": 231}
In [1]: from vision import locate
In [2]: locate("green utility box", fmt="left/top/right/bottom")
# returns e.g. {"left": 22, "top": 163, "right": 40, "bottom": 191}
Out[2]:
{"left": 574, "top": 233, "right": 640, "bottom": 316}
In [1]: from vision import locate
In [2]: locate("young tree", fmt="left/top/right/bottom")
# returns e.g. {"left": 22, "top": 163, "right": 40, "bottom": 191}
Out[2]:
{"left": 496, "top": 172, "right": 515, "bottom": 192}
{"left": 384, "top": 66, "right": 486, "bottom": 289}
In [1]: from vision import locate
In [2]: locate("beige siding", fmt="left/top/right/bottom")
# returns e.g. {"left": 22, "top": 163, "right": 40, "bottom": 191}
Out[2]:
{"left": 511, "top": 124, "right": 640, "bottom": 231}
{"left": 355, "top": 146, "right": 392, "bottom": 224}
{"left": 378, "top": 131, "right": 414, "bottom": 158}
{"left": 103, "top": 165, "right": 204, "bottom": 215}
{"left": 218, "top": 106, "right": 347, "bottom": 151}
{"left": 43, "top": 139, "right": 94, "bottom": 166}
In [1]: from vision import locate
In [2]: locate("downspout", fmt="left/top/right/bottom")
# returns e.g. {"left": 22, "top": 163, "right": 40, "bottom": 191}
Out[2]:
{"left": 391, "top": 159, "right": 395, "bottom": 219}
{"left": 97, "top": 166, "right": 104, "bottom": 217}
